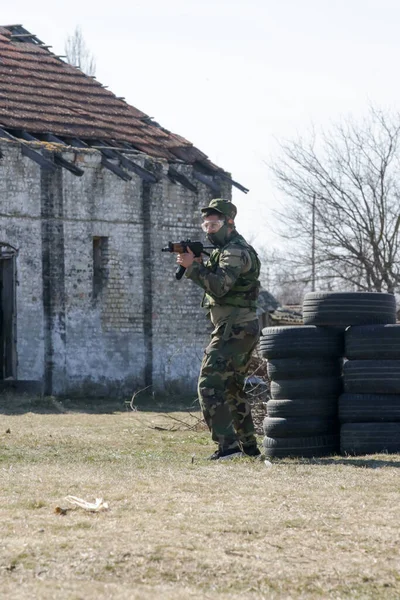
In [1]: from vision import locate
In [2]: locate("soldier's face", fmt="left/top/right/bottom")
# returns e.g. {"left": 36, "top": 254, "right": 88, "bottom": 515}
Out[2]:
{"left": 202, "top": 213, "right": 232, "bottom": 247}
{"left": 201, "top": 214, "right": 224, "bottom": 233}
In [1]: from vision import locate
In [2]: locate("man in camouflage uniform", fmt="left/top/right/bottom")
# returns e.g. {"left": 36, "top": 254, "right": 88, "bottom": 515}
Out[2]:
{"left": 177, "top": 198, "right": 261, "bottom": 460}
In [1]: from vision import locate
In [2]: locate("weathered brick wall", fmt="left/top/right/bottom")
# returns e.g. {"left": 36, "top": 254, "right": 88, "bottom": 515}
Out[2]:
{"left": 0, "top": 141, "right": 45, "bottom": 381}
{"left": 60, "top": 150, "right": 146, "bottom": 396}
{"left": 148, "top": 162, "right": 213, "bottom": 393}
{"left": 0, "top": 139, "right": 232, "bottom": 396}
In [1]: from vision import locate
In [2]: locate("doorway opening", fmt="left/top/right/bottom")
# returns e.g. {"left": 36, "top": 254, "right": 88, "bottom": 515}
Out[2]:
{"left": 0, "top": 244, "right": 17, "bottom": 379}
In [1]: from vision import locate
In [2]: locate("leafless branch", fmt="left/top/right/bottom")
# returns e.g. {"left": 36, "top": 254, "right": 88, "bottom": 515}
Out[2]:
{"left": 65, "top": 26, "right": 96, "bottom": 76}
{"left": 269, "top": 107, "right": 400, "bottom": 294}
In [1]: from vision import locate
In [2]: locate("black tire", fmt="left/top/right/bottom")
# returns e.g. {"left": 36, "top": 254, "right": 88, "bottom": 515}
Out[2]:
{"left": 339, "top": 393, "right": 400, "bottom": 422}
{"left": 340, "top": 423, "right": 400, "bottom": 455}
{"left": 345, "top": 325, "right": 400, "bottom": 359}
{"left": 259, "top": 326, "right": 344, "bottom": 359}
{"left": 267, "top": 357, "right": 342, "bottom": 380}
{"left": 263, "top": 434, "right": 339, "bottom": 458}
{"left": 343, "top": 360, "right": 400, "bottom": 394}
{"left": 270, "top": 377, "right": 342, "bottom": 400}
{"left": 267, "top": 398, "right": 338, "bottom": 418}
{"left": 302, "top": 292, "right": 396, "bottom": 327}
{"left": 263, "top": 416, "right": 338, "bottom": 437}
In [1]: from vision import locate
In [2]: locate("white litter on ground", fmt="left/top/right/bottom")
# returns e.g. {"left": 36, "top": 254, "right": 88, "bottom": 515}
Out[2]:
{"left": 65, "top": 496, "right": 109, "bottom": 512}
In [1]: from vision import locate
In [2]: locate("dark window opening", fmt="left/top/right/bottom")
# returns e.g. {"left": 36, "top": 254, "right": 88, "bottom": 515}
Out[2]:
{"left": 92, "top": 237, "right": 109, "bottom": 300}
{"left": 0, "top": 244, "right": 17, "bottom": 379}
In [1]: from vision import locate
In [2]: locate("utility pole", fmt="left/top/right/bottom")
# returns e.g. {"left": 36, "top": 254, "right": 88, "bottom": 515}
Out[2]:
{"left": 311, "top": 193, "right": 316, "bottom": 291}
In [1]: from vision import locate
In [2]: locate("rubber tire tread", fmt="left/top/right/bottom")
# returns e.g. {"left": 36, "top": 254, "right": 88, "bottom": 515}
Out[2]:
{"left": 343, "top": 360, "right": 400, "bottom": 394}
{"left": 270, "top": 377, "right": 343, "bottom": 400}
{"left": 345, "top": 325, "right": 400, "bottom": 359}
{"left": 340, "top": 423, "right": 400, "bottom": 455}
{"left": 339, "top": 393, "right": 400, "bottom": 422}
{"left": 267, "top": 357, "right": 342, "bottom": 380}
{"left": 267, "top": 398, "right": 338, "bottom": 418}
{"left": 302, "top": 292, "right": 396, "bottom": 327}
{"left": 263, "top": 416, "right": 338, "bottom": 437}
{"left": 263, "top": 434, "right": 339, "bottom": 458}
{"left": 259, "top": 326, "right": 344, "bottom": 359}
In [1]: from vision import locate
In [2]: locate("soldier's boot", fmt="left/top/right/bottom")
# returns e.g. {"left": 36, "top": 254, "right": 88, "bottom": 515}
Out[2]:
{"left": 242, "top": 444, "right": 263, "bottom": 460}
{"left": 208, "top": 446, "right": 243, "bottom": 460}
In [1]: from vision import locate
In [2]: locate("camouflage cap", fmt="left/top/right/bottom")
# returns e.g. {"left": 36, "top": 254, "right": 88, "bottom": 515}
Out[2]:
{"left": 200, "top": 198, "right": 237, "bottom": 220}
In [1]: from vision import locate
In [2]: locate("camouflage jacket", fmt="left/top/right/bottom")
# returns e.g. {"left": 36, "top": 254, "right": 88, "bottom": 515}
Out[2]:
{"left": 185, "top": 231, "right": 260, "bottom": 315}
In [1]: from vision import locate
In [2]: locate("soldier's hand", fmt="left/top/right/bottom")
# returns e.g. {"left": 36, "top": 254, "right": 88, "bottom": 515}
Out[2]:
{"left": 176, "top": 247, "right": 196, "bottom": 268}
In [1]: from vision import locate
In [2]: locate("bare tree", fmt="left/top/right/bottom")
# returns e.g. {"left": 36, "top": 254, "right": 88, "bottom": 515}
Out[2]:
{"left": 250, "top": 240, "right": 307, "bottom": 305}
{"left": 271, "top": 108, "right": 400, "bottom": 294}
{"left": 65, "top": 26, "right": 96, "bottom": 76}
{"left": 272, "top": 261, "right": 308, "bottom": 305}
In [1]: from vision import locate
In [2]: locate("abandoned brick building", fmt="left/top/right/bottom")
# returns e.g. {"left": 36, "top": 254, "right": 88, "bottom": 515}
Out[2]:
{"left": 0, "top": 24, "right": 248, "bottom": 396}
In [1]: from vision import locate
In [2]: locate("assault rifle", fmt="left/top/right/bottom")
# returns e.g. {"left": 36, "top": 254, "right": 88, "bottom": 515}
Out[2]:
{"left": 161, "top": 240, "right": 214, "bottom": 280}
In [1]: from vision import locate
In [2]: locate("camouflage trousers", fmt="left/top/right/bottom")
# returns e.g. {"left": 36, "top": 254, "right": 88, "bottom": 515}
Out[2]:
{"left": 198, "top": 318, "right": 260, "bottom": 451}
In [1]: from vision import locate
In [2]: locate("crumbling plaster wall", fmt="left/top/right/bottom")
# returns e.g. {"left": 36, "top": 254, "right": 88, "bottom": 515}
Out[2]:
{"left": 149, "top": 162, "right": 213, "bottom": 394}
{"left": 0, "top": 139, "right": 230, "bottom": 396}
{"left": 60, "top": 149, "right": 147, "bottom": 396}
{"left": 0, "top": 140, "right": 44, "bottom": 381}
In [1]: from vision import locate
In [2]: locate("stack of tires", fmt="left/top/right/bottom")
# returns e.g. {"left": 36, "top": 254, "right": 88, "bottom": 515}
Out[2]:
{"left": 302, "top": 292, "right": 399, "bottom": 456}
{"left": 259, "top": 326, "right": 344, "bottom": 458}
{"left": 340, "top": 325, "right": 400, "bottom": 455}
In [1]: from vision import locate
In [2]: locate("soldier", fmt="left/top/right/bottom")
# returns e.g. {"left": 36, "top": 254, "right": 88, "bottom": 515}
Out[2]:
{"left": 177, "top": 198, "right": 262, "bottom": 460}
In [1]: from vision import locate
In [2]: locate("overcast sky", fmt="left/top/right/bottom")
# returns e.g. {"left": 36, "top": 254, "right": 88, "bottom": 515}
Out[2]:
{"left": 3, "top": 0, "right": 400, "bottom": 250}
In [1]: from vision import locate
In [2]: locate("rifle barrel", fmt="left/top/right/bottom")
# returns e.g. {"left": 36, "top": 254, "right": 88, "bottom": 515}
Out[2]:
{"left": 161, "top": 243, "right": 215, "bottom": 253}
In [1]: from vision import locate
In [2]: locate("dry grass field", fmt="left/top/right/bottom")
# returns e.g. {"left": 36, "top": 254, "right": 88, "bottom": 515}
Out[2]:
{"left": 0, "top": 396, "right": 399, "bottom": 600}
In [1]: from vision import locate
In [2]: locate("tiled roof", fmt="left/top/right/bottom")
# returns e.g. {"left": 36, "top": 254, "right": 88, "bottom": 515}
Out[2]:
{"left": 0, "top": 24, "right": 246, "bottom": 188}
